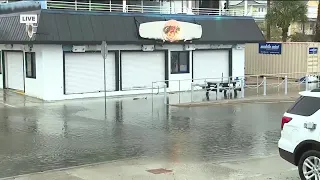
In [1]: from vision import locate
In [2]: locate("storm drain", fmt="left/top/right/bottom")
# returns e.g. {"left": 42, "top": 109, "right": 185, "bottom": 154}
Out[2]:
{"left": 146, "top": 168, "right": 173, "bottom": 174}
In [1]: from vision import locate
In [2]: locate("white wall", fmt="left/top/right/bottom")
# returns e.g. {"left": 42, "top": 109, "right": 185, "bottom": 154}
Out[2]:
{"left": 232, "top": 46, "right": 245, "bottom": 79}
{"left": 24, "top": 45, "right": 44, "bottom": 99}
{"left": 0, "top": 44, "right": 44, "bottom": 99}
{"left": 41, "top": 45, "right": 64, "bottom": 101}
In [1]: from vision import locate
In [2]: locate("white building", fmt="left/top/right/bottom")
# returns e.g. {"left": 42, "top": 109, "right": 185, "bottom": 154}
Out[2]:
{"left": 0, "top": 6, "right": 264, "bottom": 101}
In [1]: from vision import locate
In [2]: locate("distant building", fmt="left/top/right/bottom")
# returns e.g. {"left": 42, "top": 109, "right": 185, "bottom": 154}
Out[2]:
{"left": 229, "top": 0, "right": 317, "bottom": 37}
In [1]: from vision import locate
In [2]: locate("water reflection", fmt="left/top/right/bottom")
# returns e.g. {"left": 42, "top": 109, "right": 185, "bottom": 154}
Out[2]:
{"left": 0, "top": 97, "right": 292, "bottom": 178}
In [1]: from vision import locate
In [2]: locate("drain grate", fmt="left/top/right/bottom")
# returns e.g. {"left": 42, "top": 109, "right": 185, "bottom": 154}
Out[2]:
{"left": 146, "top": 168, "right": 173, "bottom": 174}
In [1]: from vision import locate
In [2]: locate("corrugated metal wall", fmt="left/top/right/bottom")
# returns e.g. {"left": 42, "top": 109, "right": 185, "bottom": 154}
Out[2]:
{"left": 245, "top": 42, "right": 320, "bottom": 79}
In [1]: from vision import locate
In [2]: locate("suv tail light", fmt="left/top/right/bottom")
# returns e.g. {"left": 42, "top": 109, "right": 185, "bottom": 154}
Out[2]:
{"left": 281, "top": 116, "right": 292, "bottom": 130}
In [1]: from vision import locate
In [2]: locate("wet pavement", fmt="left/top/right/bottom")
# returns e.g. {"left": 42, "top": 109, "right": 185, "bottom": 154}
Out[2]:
{"left": 1, "top": 155, "right": 299, "bottom": 180}
{"left": 0, "top": 90, "right": 295, "bottom": 178}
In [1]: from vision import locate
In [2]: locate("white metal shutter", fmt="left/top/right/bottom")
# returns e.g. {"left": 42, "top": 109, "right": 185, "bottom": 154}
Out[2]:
{"left": 65, "top": 52, "right": 116, "bottom": 94}
{"left": 121, "top": 52, "right": 165, "bottom": 90}
{"left": 5, "top": 52, "right": 24, "bottom": 91}
{"left": 193, "top": 50, "right": 229, "bottom": 84}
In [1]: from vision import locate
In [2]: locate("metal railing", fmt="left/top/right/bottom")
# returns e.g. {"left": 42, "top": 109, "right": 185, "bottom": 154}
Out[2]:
{"left": 151, "top": 72, "right": 320, "bottom": 105}
{"left": 2, "top": 1, "right": 318, "bottom": 20}
{"left": 250, "top": 11, "right": 318, "bottom": 20}
{"left": 45, "top": 1, "right": 245, "bottom": 16}
{"left": 43, "top": 1, "right": 318, "bottom": 19}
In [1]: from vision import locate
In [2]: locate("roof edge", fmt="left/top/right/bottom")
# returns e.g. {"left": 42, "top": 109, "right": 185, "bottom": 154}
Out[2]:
{"left": 0, "top": 40, "right": 265, "bottom": 45}
{"left": 0, "top": 10, "right": 41, "bottom": 17}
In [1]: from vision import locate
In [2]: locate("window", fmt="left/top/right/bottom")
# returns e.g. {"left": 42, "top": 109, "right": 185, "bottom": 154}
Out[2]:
{"left": 286, "top": 96, "right": 320, "bottom": 116}
{"left": 258, "top": 7, "right": 264, "bottom": 12}
{"left": 171, "top": 51, "right": 189, "bottom": 74}
{"left": 25, "top": 52, "right": 36, "bottom": 79}
{"left": 310, "top": 22, "right": 316, "bottom": 31}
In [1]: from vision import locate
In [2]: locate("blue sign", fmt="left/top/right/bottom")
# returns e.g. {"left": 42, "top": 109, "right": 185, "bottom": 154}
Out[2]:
{"left": 309, "top": 47, "right": 318, "bottom": 54}
{"left": 258, "top": 43, "right": 282, "bottom": 55}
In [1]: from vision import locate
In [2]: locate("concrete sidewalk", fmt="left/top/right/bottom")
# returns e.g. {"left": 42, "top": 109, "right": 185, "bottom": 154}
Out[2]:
{"left": 1, "top": 155, "right": 299, "bottom": 180}
{"left": 170, "top": 93, "right": 299, "bottom": 107}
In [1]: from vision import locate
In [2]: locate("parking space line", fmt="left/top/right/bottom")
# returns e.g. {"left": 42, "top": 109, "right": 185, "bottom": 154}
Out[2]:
{"left": 0, "top": 102, "right": 16, "bottom": 108}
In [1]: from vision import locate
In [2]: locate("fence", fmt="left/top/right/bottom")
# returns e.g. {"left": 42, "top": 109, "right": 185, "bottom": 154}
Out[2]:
{"left": 151, "top": 72, "right": 320, "bottom": 105}
{"left": 245, "top": 43, "right": 320, "bottom": 79}
{"left": 45, "top": 0, "right": 245, "bottom": 16}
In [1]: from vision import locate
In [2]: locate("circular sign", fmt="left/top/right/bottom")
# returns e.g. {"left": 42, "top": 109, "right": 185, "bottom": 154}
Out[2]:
{"left": 162, "top": 20, "right": 181, "bottom": 42}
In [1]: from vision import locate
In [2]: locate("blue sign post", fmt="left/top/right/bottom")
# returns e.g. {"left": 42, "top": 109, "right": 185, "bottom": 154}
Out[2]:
{"left": 258, "top": 43, "right": 282, "bottom": 55}
{"left": 309, "top": 47, "right": 318, "bottom": 54}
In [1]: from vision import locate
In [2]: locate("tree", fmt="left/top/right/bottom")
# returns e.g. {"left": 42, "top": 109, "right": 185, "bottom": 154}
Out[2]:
{"left": 266, "top": 0, "right": 271, "bottom": 41}
{"left": 314, "top": 0, "right": 320, "bottom": 41}
{"left": 265, "top": 1, "right": 307, "bottom": 42}
{"left": 257, "top": 22, "right": 282, "bottom": 41}
{"left": 290, "top": 32, "right": 313, "bottom": 42}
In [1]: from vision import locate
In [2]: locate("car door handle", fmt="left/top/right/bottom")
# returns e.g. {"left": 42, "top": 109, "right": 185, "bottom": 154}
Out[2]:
{"left": 304, "top": 122, "right": 317, "bottom": 130}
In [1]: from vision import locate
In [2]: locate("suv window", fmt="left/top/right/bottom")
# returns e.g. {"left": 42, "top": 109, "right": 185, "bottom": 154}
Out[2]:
{"left": 287, "top": 96, "right": 320, "bottom": 116}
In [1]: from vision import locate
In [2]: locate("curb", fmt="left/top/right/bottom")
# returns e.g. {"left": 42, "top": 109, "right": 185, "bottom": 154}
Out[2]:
{"left": 13, "top": 90, "right": 25, "bottom": 95}
{"left": 0, "top": 156, "right": 148, "bottom": 180}
{"left": 170, "top": 96, "right": 298, "bottom": 107}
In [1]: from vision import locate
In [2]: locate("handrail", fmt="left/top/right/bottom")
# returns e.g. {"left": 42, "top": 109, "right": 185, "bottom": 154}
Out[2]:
{"left": 3, "top": 0, "right": 318, "bottom": 19}
{"left": 249, "top": 11, "right": 317, "bottom": 19}
{"left": 45, "top": 1, "right": 245, "bottom": 16}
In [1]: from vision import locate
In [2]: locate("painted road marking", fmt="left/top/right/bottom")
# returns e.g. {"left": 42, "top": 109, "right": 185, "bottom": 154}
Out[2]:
{"left": 0, "top": 102, "right": 16, "bottom": 108}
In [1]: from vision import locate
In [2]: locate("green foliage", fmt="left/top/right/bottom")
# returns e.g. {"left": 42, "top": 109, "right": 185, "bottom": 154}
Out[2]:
{"left": 265, "top": 1, "right": 307, "bottom": 41}
{"left": 314, "top": 2, "right": 320, "bottom": 41}
{"left": 257, "top": 22, "right": 282, "bottom": 41}
{"left": 290, "top": 32, "right": 313, "bottom": 42}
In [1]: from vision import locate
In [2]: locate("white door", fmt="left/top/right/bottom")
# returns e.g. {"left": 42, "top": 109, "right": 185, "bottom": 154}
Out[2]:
{"left": 193, "top": 50, "right": 229, "bottom": 84}
{"left": 121, "top": 52, "right": 165, "bottom": 90}
{"left": 65, "top": 52, "right": 116, "bottom": 94}
{"left": 5, "top": 52, "right": 24, "bottom": 91}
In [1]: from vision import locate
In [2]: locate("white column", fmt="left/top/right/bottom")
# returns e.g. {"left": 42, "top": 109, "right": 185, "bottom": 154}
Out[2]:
{"left": 244, "top": 0, "right": 248, "bottom": 15}
{"left": 219, "top": 0, "right": 226, "bottom": 15}
{"left": 123, "top": 0, "right": 126, "bottom": 12}
{"left": 188, "top": 0, "right": 192, "bottom": 10}
{"left": 141, "top": 0, "right": 144, "bottom": 13}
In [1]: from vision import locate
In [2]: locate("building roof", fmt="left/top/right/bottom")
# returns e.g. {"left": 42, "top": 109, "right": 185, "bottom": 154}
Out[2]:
{"left": 0, "top": 1, "right": 41, "bottom": 14}
{"left": 0, "top": 9, "right": 265, "bottom": 45}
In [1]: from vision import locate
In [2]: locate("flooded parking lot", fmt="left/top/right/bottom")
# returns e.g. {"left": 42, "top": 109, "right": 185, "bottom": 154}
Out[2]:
{"left": 0, "top": 91, "right": 293, "bottom": 178}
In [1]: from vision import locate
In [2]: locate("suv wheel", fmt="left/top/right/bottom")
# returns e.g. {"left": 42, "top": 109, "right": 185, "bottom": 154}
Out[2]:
{"left": 299, "top": 150, "right": 320, "bottom": 180}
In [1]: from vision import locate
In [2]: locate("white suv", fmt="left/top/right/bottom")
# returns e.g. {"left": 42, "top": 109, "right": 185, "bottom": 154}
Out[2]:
{"left": 278, "top": 89, "right": 320, "bottom": 180}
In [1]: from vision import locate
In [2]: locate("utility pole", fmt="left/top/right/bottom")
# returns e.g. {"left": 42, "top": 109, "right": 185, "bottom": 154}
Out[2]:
{"left": 101, "top": 41, "right": 108, "bottom": 118}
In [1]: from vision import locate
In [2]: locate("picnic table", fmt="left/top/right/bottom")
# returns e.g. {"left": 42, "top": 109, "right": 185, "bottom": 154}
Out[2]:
{"left": 199, "top": 80, "right": 242, "bottom": 99}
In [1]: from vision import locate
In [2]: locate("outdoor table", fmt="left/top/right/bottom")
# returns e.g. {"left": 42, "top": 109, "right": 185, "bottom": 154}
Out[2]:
{"left": 201, "top": 81, "right": 241, "bottom": 99}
